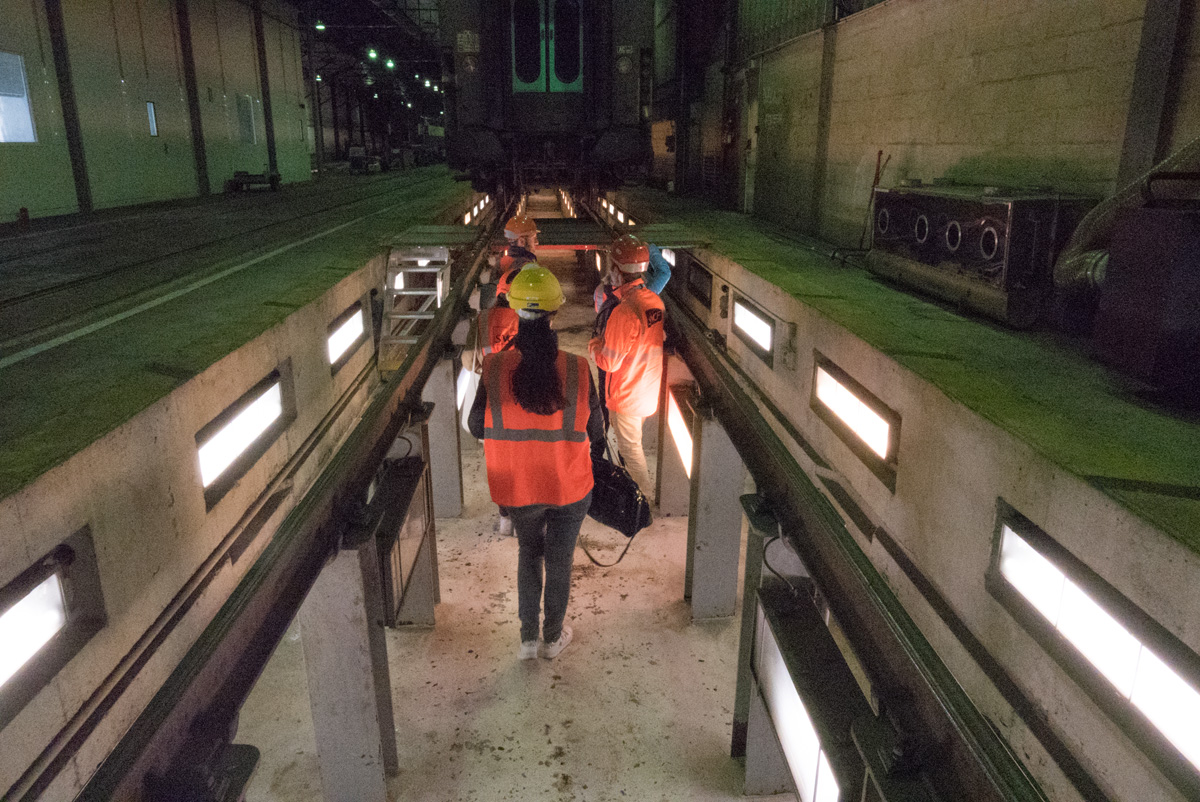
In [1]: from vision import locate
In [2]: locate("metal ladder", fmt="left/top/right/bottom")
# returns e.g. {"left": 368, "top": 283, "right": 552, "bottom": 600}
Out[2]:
{"left": 381, "top": 245, "right": 450, "bottom": 353}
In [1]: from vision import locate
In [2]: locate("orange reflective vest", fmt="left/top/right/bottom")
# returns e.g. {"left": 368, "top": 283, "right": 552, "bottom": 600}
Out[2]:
{"left": 588, "top": 277, "right": 665, "bottom": 417}
{"left": 481, "top": 350, "right": 594, "bottom": 507}
{"left": 475, "top": 305, "right": 519, "bottom": 363}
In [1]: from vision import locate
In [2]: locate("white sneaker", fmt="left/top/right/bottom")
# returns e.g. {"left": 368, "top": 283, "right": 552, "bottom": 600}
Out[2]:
{"left": 498, "top": 516, "right": 514, "bottom": 536}
{"left": 518, "top": 640, "right": 539, "bottom": 660}
{"left": 540, "top": 625, "right": 572, "bottom": 659}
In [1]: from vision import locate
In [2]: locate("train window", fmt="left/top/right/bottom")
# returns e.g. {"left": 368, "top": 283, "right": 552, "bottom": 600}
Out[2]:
{"left": 511, "top": 0, "right": 545, "bottom": 92}
{"left": 549, "top": 0, "right": 582, "bottom": 92}
{"left": 0, "top": 52, "right": 37, "bottom": 143}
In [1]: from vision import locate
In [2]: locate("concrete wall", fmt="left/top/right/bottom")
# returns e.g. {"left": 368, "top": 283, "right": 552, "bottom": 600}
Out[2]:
{"left": 746, "top": 0, "right": 1193, "bottom": 246}
{"left": 0, "top": 0, "right": 310, "bottom": 220}
{"left": 0, "top": 261, "right": 383, "bottom": 799}
{"left": 0, "top": 2, "right": 80, "bottom": 219}
{"left": 656, "top": 242, "right": 1200, "bottom": 801}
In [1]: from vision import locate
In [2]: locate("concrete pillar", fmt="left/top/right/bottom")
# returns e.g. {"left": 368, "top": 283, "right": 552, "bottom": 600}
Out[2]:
{"left": 684, "top": 411, "right": 747, "bottom": 619}
{"left": 744, "top": 676, "right": 795, "bottom": 796}
{"left": 731, "top": 493, "right": 775, "bottom": 757}
{"left": 421, "top": 357, "right": 464, "bottom": 518}
{"left": 299, "top": 544, "right": 399, "bottom": 802}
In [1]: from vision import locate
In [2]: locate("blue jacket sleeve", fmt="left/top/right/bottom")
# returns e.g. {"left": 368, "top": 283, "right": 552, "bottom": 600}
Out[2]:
{"left": 644, "top": 243, "right": 672, "bottom": 295}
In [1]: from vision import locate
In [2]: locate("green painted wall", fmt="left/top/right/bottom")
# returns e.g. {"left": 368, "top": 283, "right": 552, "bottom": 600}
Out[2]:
{"left": 0, "top": 2, "right": 79, "bottom": 219}
{"left": 62, "top": 0, "right": 199, "bottom": 209}
{"left": 263, "top": 12, "right": 310, "bottom": 183}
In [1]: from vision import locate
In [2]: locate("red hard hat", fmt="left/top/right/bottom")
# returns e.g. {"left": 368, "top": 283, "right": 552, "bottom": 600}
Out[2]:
{"left": 611, "top": 234, "right": 649, "bottom": 272}
{"left": 504, "top": 213, "right": 540, "bottom": 239}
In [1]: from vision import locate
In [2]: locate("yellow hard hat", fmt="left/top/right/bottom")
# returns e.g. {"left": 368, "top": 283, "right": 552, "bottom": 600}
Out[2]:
{"left": 507, "top": 265, "right": 564, "bottom": 313}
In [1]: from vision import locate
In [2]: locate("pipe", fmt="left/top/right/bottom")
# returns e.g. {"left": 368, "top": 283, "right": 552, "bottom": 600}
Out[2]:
{"left": 1053, "top": 132, "right": 1200, "bottom": 290}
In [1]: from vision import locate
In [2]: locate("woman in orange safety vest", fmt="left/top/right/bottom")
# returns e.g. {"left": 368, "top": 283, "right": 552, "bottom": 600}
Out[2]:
{"left": 468, "top": 266, "right": 605, "bottom": 661}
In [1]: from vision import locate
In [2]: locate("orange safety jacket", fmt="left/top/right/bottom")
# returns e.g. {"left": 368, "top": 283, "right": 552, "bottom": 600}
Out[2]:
{"left": 588, "top": 277, "right": 665, "bottom": 417}
{"left": 481, "top": 350, "right": 594, "bottom": 507}
{"left": 475, "top": 305, "right": 519, "bottom": 364}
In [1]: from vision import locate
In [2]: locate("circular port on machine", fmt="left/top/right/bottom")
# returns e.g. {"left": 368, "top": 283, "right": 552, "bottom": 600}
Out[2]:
{"left": 945, "top": 220, "right": 962, "bottom": 252}
{"left": 876, "top": 207, "right": 890, "bottom": 235}
{"left": 980, "top": 226, "right": 999, "bottom": 260}
{"left": 914, "top": 214, "right": 930, "bottom": 244}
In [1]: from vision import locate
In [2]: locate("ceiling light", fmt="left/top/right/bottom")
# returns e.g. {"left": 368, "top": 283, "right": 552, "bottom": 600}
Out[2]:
{"left": 386, "top": 59, "right": 395, "bottom": 69}
{"left": 424, "top": 79, "right": 431, "bottom": 87}
{"left": 368, "top": 49, "right": 378, "bottom": 60}
{"left": 314, "top": 20, "right": 325, "bottom": 31}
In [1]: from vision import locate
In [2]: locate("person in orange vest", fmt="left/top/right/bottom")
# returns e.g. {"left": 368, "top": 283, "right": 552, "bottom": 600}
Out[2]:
{"left": 493, "top": 212, "right": 540, "bottom": 301}
{"left": 460, "top": 270, "right": 523, "bottom": 534}
{"left": 588, "top": 236, "right": 665, "bottom": 504}
{"left": 468, "top": 266, "right": 605, "bottom": 660}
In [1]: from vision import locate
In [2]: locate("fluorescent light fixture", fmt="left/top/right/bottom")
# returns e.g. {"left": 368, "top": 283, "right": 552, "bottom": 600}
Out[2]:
{"left": 667, "top": 392, "right": 693, "bottom": 478}
{"left": 327, "top": 308, "right": 365, "bottom": 365}
{"left": 198, "top": 382, "right": 283, "bottom": 487}
{"left": 394, "top": 272, "right": 405, "bottom": 290}
{"left": 314, "top": 20, "right": 325, "bottom": 30}
{"left": 733, "top": 300, "right": 773, "bottom": 352}
{"left": 617, "top": 210, "right": 626, "bottom": 222}
{"left": 315, "top": 74, "right": 322, "bottom": 82}
{"left": 0, "top": 573, "right": 66, "bottom": 689}
{"left": 368, "top": 49, "right": 378, "bottom": 60}
{"left": 757, "top": 612, "right": 841, "bottom": 801}
{"left": 661, "top": 248, "right": 676, "bottom": 267}
{"left": 814, "top": 365, "right": 889, "bottom": 460}
{"left": 999, "top": 525, "right": 1200, "bottom": 772}
{"left": 386, "top": 59, "right": 395, "bottom": 69}
{"left": 425, "top": 79, "right": 431, "bottom": 87}
{"left": 373, "top": 93, "right": 379, "bottom": 99}
{"left": 628, "top": 218, "right": 636, "bottom": 226}
{"left": 463, "top": 212, "right": 471, "bottom": 224}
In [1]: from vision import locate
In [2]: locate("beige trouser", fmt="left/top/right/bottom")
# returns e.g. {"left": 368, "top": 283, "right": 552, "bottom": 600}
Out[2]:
{"left": 610, "top": 410, "right": 653, "bottom": 503}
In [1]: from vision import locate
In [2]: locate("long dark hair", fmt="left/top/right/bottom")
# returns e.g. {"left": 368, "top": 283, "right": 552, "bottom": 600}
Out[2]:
{"left": 511, "top": 314, "right": 564, "bottom": 415}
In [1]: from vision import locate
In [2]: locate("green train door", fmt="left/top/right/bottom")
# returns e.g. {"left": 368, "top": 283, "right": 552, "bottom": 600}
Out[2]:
{"left": 511, "top": 0, "right": 583, "bottom": 93}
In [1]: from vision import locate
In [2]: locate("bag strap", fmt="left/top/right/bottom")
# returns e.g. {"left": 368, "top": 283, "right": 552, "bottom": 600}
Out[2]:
{"left": 579, "top": 534, "right": 636, "bottom": 567}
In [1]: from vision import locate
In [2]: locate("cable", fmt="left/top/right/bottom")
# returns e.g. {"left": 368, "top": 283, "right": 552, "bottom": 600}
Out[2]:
{"left": 762, "top": 535, "right": 806, "bottom": 599}
{"left": 579, "top": 534, "right": 636, "bottom": 568}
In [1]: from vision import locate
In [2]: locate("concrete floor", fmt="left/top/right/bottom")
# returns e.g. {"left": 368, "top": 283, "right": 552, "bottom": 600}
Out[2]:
{"left": 236, "top": 197, "right": 792, "bottom": 801}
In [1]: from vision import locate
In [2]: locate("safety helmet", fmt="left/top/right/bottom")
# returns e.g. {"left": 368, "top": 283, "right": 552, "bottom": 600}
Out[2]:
{"left": 504, "top": 213, "right": 540, "bottom": 240}
{"left": 507, "top": 265, "right": 564, "bottom": 314}
{"left": 610, "top": 234, "right": 649, "bottom": 272}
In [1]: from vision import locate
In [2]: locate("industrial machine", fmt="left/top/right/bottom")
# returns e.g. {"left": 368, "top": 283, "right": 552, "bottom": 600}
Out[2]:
{"left": 438, "top": 0, "right": 654, "bottom": 195}
{"left": 867, "top": 184, "right": 1093, "bottom": 328}
{"left": 1093, "top": 173, "right": 1200, "bottom": 397}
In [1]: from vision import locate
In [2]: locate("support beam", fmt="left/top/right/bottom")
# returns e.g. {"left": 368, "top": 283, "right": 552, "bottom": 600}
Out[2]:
{"left": 174, "top": 0, "right": 210, "bottom": 195}
{"left": 299, "top": 544, "right": 398, "bottom": 802}
{"left": 44, "top": 0, "right": 92, "bottom": 212}
{"left": 252, "top": 5, "right": 279, "bottom": 177}
{"left": 731, "top": 494, "right": 775, "bottom": 757}
{"left": 421, "top": 357, "right": 464, "bottom": 518}
{"left": 1116, "top": 0, "right": 1184, "bottom": 187}
{"left": 684, "top": 410, "right": 747, "bottom": 619}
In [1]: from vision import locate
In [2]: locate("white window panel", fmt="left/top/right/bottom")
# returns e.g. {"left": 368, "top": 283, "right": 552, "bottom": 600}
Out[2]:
{"left": 327, "top": 309, "right": 365, "bottom": 364}
{"left": 1131, "top": 647, "right": 1200, "bottom": 771}
{"left": 999, "top": 525, "right": 1066, "bottom": 624}
{"left": 0, "top": 574, "right": 66, "bottom": 688}
{"left": 814, "top": 366, "right": 888, "bottom": 460}
{"left": 667, "top": 392, "right": 692, "bottom": 478}
{"left": 1057, "top": 579, "right": 1141, "bottom": 697}
{"left": 0, "top": 52, "right": 37, "bottom": 143}
{"left": 733, "top": 301, "right": 773, "bottom": 352}
{"left": 814, "top": 751, "right": 840, "bottom": 802}
{"left": 758, "top": 616, "right": 824, "bottom": 801}
{"left": 198, "top": 382, "right": 283, "bottom": 487}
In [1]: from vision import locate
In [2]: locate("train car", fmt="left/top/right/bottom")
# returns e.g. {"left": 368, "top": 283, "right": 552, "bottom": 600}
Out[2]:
{"left": 438, "top": 0, "right": 653, "bottom": 196}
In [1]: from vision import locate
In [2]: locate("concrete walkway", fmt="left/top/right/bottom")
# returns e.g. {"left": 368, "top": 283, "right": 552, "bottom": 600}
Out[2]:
{"left": 237, "top": 199, "right": 791, "bottom": 801}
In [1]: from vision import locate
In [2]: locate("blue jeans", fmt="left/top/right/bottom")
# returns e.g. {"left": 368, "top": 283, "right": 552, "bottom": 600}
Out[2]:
{"left": 508, "top": 491, "right": 592, "bottom": 643}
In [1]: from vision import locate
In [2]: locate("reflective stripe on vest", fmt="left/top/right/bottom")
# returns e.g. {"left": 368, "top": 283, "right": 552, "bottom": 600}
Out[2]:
{"left": 481, "top": 351, "right": 594, "bottom": 507}
{"left": 484, "top": 353, "right": 587, "bottom": 443}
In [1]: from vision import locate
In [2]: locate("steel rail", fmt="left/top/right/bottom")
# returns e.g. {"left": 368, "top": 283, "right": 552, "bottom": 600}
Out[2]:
{"left": 664, "top": 292, "right": 1049, "bottom": 802}
{"left": 69, "top": 212, "right": 501, "bottom": 801}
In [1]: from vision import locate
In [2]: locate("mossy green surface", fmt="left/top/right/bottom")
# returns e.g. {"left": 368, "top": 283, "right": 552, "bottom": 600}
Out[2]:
{"left": 628, "top": 188, "right": 1200, "bottom": 555}
{"left": 0, "top": 168, "right": 473, "bottom": 499}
